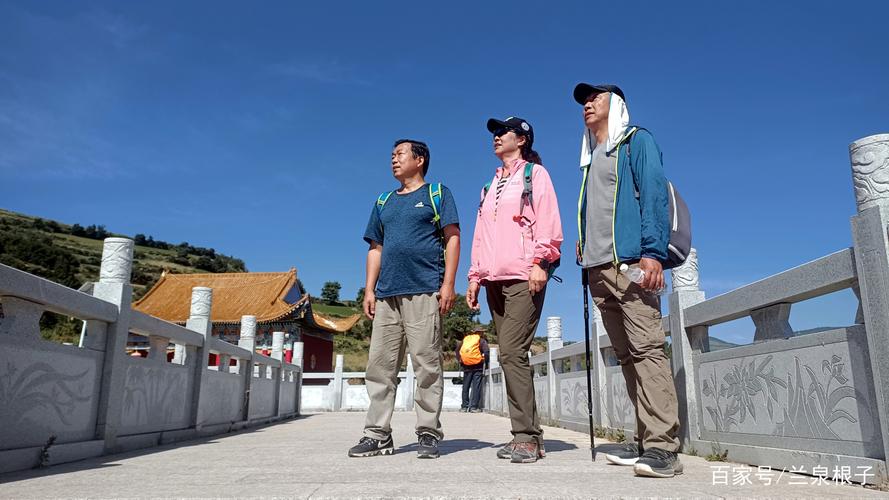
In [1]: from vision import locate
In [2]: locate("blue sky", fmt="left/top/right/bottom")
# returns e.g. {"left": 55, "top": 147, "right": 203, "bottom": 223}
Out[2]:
{"left": 2, "top": 1, "right": 887, "bottom": 344}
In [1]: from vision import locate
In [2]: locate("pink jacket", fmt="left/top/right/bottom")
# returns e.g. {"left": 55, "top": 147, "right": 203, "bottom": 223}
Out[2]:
{"left": 468, "top": 159, "right": 563, "bottom": 284}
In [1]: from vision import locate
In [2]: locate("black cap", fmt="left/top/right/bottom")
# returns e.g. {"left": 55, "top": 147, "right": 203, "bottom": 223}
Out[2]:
{"left": 573, "top": 83, "right": 626, "bottom": 105}
{"left": 486, "top": 116, "right": 534, "bottom": 144}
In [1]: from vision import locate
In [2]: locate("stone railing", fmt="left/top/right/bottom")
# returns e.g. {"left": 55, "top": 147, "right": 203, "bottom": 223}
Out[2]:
{"left": 0, "top": 238, "right": 302, "bottom": 474}
{"left": 486, "top": 133, "right": 889, "bottom": 485}
{"left": 300, "top": 354, "right": 466, "bottom": 412}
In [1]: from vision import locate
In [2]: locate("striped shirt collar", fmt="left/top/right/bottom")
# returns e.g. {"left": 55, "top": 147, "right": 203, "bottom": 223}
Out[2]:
{"left": 496, "top": 158, "right": 526, "bottom": 178}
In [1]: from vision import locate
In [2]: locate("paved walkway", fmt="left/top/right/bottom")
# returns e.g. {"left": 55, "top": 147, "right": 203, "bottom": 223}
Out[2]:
{"left": 1, "top": 412, "right": 886, "bottom": 499}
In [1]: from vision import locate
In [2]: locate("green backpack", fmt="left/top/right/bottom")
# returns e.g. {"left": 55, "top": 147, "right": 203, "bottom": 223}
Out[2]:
{"left": 376, "top": 184, "right": 446, "bottom": 271}
{"left": 376, "top": 183, "right": 443, "bottom": 235}
{"left": 479, "top": 164, "right": 561, "bottom": 281}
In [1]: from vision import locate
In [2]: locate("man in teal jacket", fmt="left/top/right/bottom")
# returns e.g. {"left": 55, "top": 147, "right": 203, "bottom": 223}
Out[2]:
{"left": 575, "top": 83, "right": 682, "bottom": 478}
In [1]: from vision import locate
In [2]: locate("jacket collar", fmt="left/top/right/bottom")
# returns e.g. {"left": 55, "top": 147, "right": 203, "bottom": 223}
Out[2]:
{"left": 496, "top": 157, "right": 526, "bottom": 177}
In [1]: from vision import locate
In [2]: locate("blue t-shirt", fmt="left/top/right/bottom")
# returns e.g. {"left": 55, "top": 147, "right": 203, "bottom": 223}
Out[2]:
{"left": 363, "top": 184, "right": 459, "bottom": 298}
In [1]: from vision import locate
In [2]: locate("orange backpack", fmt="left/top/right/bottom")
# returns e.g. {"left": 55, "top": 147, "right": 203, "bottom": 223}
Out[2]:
{"left": 459, "top": 333, "right": 484, "bottom": 365}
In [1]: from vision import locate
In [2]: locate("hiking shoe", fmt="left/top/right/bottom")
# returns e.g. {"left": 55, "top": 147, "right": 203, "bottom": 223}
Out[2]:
{"left": 469, "top": 407, "right": 482, "bottom": 413}
{"left": 496, "top": 442, "right": 515, "bottom": 459}
{"left": 459, "top": 407, "right": 469, "bottom": 413}
{"left": 605, "top": 442, "right": 642, "bottom": 466}
{"left": 510, "top": 441, "right": 540, "bottom": 464}
{"left": 348, "top": 436, "right": 394, "bottom": 457}
{"left": 633, "top": 448, "right": 684, "bottom": 478}
{"left": 417, "top": 434, "right": 440, "bottom": 459}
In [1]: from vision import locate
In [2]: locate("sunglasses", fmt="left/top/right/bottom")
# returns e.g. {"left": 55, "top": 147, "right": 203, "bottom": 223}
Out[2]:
{"left": 493, "top": 127, "right": 521, "bottom": 138}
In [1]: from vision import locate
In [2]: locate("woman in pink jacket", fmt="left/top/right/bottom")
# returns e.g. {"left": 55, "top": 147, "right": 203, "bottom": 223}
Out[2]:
{"left": 467, "top": 116, "right": 563, "bottom": 463}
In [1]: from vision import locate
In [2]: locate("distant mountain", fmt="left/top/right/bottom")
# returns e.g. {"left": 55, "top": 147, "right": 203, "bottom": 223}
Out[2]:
{"left": 708, "top": 337, "right": 740, "bottom": 351}
{"left": 794, "top": 326, "right": 846, "bottom": 336}
{"left": 1, "top": 207, "right": 247, "bottom": 300}
{"left": 1, "top": 208, "right": 251, "bottom": 344}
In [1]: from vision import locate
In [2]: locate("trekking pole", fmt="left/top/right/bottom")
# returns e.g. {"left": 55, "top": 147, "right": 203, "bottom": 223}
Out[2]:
{"left": 581, "top": 268, "right": 597, "bottom": 461}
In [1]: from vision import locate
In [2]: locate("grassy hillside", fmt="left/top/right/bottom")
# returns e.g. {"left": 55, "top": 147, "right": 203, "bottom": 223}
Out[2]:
{"left": 0, "top": 208, "right": 246, "bottom": 298}
{"left": 0, "top": 208, "right": 247, "bottom": 343}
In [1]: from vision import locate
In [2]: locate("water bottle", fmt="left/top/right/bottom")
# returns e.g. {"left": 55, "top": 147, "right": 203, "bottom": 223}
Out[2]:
{"left": 619, "top": 263, "right": 666, "bottom": 295}
{"left": 619, "top": 263, "right": 645, "bottom": 283}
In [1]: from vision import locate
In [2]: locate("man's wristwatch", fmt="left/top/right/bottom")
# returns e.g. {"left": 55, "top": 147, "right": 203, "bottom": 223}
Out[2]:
{"left": 533, "top": 258, "right": 549, "bottom": 270}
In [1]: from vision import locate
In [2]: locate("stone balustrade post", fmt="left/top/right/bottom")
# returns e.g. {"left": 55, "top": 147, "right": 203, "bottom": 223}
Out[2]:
{"left": 293, "top": 341, "right": 304, "bottom": 368}
{"left": 404, "top": 355, "right": 416, "bottom": 411}
{"left": 546, "top": 317, "right": 562, "bottom": 421}
{"left": 668, "top": 248, "right": 708, "bottom": 450}
{"left": 237, "top": 315, "right": 256, "bottom": 420}
{"left": 590, "top": 304, "right": 607, "bottom": 429}
{"left": 271, "top": 331, "right": 285, "bottom": 361}
{"left": 270, "top": 331, "right": 285, "bottom": 416}
{"left": 485, "top": 347, "right": 499, "bottom": 411}
{"left": 292, "top": 341, "right": 304, "bottom": 415}
{"left": 93, "top": 238, "right": 134, "bottom": 452}
{"left": 848, "top": 133, "right": 889, "bottom": 478}
{"left": 185, "top": 286, "right": 213, "bottom": 430}
{"left": 332, "top": 354, "right": 344, "bottom": 411}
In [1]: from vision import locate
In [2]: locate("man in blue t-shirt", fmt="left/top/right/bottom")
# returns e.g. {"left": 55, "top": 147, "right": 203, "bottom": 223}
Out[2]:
{"left": 347, "top": 139, "right": 460, "bottom": 460}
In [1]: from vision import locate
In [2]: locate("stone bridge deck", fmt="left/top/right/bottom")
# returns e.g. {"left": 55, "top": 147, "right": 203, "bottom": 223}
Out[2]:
{"left": 1, "top": 412, "right": 884, "bottom": 499}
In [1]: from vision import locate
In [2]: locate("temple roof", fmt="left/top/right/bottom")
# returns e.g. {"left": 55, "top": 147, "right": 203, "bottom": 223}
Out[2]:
{"left": 302, "top": 306, "right": 362, "bottom": 333}
{"left": 133, "top": 269, "right": 308, "bottom": 325}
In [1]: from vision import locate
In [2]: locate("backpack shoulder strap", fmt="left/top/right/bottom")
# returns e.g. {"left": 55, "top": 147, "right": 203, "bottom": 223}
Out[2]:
{"left": 377, "top": 191, "right": 394, "bottom": 209}
{"left": 376, "top": 191, "right": 394, "bottom": 234}
{"left": 478, "top": 180, "right": 493, "bottom": 211}
{"left": 519, "top": 162, "right": 535, "bottom": 216}
{"left": 428, "top": 183, "right": 443, "bottom": 229}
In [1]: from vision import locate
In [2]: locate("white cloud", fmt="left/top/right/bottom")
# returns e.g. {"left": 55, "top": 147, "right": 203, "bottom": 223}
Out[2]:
{"left": 269, "top": 59, "right": 372, "bottom": 86}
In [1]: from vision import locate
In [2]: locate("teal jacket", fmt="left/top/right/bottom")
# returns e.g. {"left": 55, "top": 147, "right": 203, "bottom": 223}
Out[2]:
{"left": 577, "top": 126, "right": 670, "bottom": 265}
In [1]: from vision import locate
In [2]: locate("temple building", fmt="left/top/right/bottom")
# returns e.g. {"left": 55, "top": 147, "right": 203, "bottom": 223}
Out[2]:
{"left": 131, "top": 268, "right": 359, "bottom": 376}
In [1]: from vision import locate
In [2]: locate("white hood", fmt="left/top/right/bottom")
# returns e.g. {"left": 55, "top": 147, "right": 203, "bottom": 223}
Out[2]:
{"left": 579, "top": 93, "right": 630, "bottom": 168}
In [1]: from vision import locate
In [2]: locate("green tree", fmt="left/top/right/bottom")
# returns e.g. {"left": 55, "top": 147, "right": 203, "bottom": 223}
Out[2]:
{"left": 321, "top": 281, "right": 342, "bottom": 304}
{"left": 442, "top": 293, "right": 482, "bottom": 351}
{"left": 356, "top": 287, "right": 366, "bottom": 304}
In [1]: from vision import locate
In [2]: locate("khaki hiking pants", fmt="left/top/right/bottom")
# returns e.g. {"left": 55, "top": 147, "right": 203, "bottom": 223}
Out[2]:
{"left": 587, "top": 263, "right": 680, "bottom": 452}
{"left": 485, "top": 280, "right": 545, "bottom": 445}
{"left": 364, "top": 292, "right": 444, "bottom": 440}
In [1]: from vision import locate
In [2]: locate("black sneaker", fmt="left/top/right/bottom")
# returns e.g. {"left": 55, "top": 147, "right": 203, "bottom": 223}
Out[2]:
{"left": 605, "top": 442, "right": 642, "bottom": 466}
{"left": 417, "top": 434, "right": 440, "bottom": 459}
{"left": 347, "top": 436, "right": 394, "bottom": 457}
{"left": 468, "top": 407, "right": 482, "bottom": 413}
{"left": 459, "top": 407, "right": 469, "bottom": 413}
{"left": 633, "top": 448, "right": 684, "bottom": 478}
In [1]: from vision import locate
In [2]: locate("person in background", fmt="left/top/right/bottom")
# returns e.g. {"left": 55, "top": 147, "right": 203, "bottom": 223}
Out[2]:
{"left": 456, "top": 325, "right": 490, "bottom": 412}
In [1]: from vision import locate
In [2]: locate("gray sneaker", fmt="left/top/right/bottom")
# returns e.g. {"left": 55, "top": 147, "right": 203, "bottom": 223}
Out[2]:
{"left": 496, "top": 442, "right": 515, "bottom": 459}
{"left": 605, "top": 442, "right": 642, "bottom": 466}
{"left": 633, "top": 448, "right": 684, "bottom": 478}
{"left": 510, "top": 441, "right": 540, "bottom": 464}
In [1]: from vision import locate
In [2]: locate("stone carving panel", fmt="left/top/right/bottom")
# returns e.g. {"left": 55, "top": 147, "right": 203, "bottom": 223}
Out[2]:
{"left": 699, "top": 350, "right": 877, "bottom": 443}
{"left": 120, "top": 362, "right": 190, "bottom": 433}
{"left": 0, "top": 345, "right": 100, "bottom": 449}
{"left": 605, "top": 368, "right": 636, "bottom": 431}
